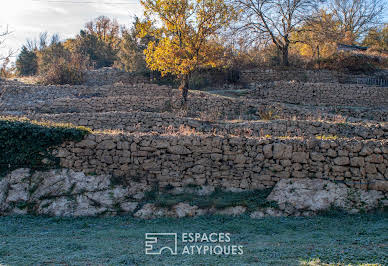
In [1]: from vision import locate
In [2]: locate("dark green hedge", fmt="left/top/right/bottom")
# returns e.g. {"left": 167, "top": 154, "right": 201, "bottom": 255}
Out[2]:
{"left": 0, "top": 117, "right": 90, "bottom": 177}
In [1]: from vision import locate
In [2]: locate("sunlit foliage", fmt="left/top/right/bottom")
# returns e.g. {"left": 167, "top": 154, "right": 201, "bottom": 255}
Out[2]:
{"left": 292, "top": 10, "right": 341, "bottom": 61}
{"left": 362, "top": 24, "right": 388, "bottom": 52}
{"left": 138, "top": 0, "right": 237, "bottom": 103}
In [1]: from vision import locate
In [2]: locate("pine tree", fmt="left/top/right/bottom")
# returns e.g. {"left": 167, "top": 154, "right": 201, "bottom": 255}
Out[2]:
{"left": 16, "top": 46, "right": 38, "bottom": 76}
{"left": 115, "top": 18, "right": 147, "bottom": 73}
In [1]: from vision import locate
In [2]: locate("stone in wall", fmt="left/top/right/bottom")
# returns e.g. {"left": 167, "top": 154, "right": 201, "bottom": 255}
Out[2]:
{"left": 267, "top": 178, "right": 385, "bottom": 214}
{"left": 0, "top": 168, "right": 148, "bottom": 216}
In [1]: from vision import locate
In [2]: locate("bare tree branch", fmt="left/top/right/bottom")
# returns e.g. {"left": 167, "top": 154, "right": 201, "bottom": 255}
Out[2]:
{"left": 0, "top": 25, "right": 15, "bottom": 67}
{"left": 329, "top": 0, "right": 385, "bottom": 43}
{"left": 231, "top": 0, "right": 319, "bottom": 65}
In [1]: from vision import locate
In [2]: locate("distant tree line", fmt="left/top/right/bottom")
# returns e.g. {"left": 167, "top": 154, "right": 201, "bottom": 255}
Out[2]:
{"left": 15, "top": 16, "right": 149, "bottom": 83}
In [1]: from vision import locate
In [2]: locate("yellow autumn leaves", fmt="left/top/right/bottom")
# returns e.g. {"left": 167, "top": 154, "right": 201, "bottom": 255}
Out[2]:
{"left": 138, "top": 0, "right": 237, "bottom": 77}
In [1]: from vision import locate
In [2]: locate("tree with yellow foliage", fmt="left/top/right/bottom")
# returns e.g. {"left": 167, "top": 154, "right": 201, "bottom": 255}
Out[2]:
{"left": 362, "top": 24, "right": 388, "bottom": 52}
{"left": 292, "top": 10, "right": 341, "bottom": 66}
{"left": 138, "top": 0, "right": 236, "bottom": 104}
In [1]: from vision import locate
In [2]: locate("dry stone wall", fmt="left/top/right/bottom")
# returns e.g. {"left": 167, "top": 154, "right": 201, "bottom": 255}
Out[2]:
{"left": 23, "top": 111, "right": 388, "bottom": 140}
{"left": 241, "top": 68, "right": 388, "bottom": 85}
{"left": 3, "top": 132, "right": 383, "bottom": 217}
{"left": 241, "top": 68, "right": 340, "bottom": 83}
{"left": 247, "top": 81, "right": 388, "bottom": 108}
{"left": 8, "top": 90, "right": 386, "bottom": 123}
{"left": 56, "top": 133, "right": 388, "bottom": 196}
{"left": 2, "top": 79, "right": 387, "bottom": 122}
{"left": 83, "top": 67, "right": 149, "bottom": 86}
{"left": 0, "top": 81, "right": 171, "bottom": 113}
{"left": 2, "top": 67, "right": 388, "bottom": 218}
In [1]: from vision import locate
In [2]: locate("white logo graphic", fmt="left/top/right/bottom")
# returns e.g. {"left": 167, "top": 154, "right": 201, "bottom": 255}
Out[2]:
{"left": 145, "top": 233, "right": 178, "bottom": 255}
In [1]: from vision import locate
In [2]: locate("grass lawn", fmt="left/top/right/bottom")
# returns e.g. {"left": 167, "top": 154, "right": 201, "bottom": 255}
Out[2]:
{"left": 0, "top": 212, "right": 387, "bottom": 265}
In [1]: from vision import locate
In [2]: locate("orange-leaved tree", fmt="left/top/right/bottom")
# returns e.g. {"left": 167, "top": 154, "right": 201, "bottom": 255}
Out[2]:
{"left": 138, "top": 0, "right": 237, "bottom": 104}
{"left": 292, "top": 10, "right": 341, "bottom": 66}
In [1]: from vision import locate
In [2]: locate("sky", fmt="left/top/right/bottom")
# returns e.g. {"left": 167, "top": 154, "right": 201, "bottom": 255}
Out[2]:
{"left": 0, "top": 0, "right": 144, "bottom": 62}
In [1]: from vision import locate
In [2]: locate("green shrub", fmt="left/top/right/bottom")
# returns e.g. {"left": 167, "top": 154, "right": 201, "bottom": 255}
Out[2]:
{"left": 114, "top": 30, "right": 147, "bottom": 73}
{"left": 16, "top": 46, "right": 38, "bottom": 76}
{"left": 0, "top": 117, "right": 90, "bottom": 177}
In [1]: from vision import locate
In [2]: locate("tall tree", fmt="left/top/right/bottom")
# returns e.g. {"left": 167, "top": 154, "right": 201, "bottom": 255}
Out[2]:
{"left": 85, "top": 16, "right": 121, "bottom": 49}
{"left": 65, "top": 31, "right": 116, "bottom": 68}
{"left": 65, "top": 16, "right": 121, "bottom": 68}
{"left": 115, "top": 17, "right": 149, "bottom": 73}
{"left": 138, "top": 0, "right": 236, "bottom": 104}
{"left": 329, "top": 0, "right": 385, "bottom": 44}
{"left": 36, "top": 41, "right": 69, "bottom": 75}
{"left": 362, "top": 24, "right": 388, "bottom": 51}
{"left": 233, "top": 0, "right": 318, "bottom": 66}
{"left": 16, "top": 45, "right": 38, "bottom": 76}
{"left": 292, "top": 10, "right": 341, "bottom": 64}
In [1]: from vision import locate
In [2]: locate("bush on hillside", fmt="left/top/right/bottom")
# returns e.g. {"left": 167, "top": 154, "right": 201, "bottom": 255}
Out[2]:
{"left": 114, "top": 29, "right": 147, "bottom": 74}
{"left": 319, "top": 52, "right": 387, "bottom": 74}
{"left": 188, "top": 68, "right": 241, "bottom": 90}
{"left": 0, "top": 117, "right": 90, "bottom": 177}
{"left": 38, "top": 43, "right": 88, "bottom": 85}
{"left": 41, "top": 57, "right": 85, "bottom": 85}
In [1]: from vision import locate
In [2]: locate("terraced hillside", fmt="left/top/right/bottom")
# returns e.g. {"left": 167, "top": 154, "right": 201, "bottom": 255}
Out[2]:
{"left": 1, "top": 76, "right": 388, "bottom": 137}
{"left": 0, "top": 68, "right": 387, "bottom": 218}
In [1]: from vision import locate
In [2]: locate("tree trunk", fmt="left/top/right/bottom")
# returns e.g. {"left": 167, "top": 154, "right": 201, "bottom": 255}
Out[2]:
{"left": 317, "top": 46, "right": 321, "bottom": 69}
{"left": 282, "top": 46, "right": 289, "bottom": 66}
{"left": 179, "top": 74, "right": 189, "bottom": 106}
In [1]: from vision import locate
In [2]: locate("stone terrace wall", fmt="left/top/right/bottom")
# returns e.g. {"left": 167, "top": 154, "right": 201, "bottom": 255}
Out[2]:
{"left": 247, "top": 81, "right": 388, "bottom": 108}
{"left": 25, "top": 112, "right": 388, "bottom": 140}
{"left": 56, "top": 133, "right": 388, "bottom": 195}
{"left": 0, "top": 81, "right": 171, "bottom": 113}
{"left": 12, "top": 90, "right": 387, "bottom": 123}
{"left": 240, "top": 68, "right": 388, "bottom": 85}
{"left": 241, "top": 68, "right": 339, "bottom": 83}
{"left": 2, "top": 79, "right": 387, "bottom": 122}
{"left": 315, "top": 106, "right": 388, "bottom": 122}
{"left": 83, "top": 67, "right": 149, "bottom": 86}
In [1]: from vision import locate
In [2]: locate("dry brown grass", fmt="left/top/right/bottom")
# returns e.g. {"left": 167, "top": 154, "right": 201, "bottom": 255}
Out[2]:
{"left": 257, "top": 106, "right": 281, "bottom": 120}
{"left": 163, "top": 124, "right": 199, "bottom": 136}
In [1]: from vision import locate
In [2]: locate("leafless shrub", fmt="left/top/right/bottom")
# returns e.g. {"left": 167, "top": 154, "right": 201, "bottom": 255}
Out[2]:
{"left": 257, "top": 106, "right": 280, "bottom": 120}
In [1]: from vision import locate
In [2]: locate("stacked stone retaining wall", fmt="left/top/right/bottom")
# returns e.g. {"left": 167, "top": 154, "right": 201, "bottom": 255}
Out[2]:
{"left": 246, "top": 81, "right": 388, "bottom": 108}
{"left": 22, "top": 112, "right": 388, "bottom": 140}
{"left": 56, "top": 133, "right": 388, "bottom": 195}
